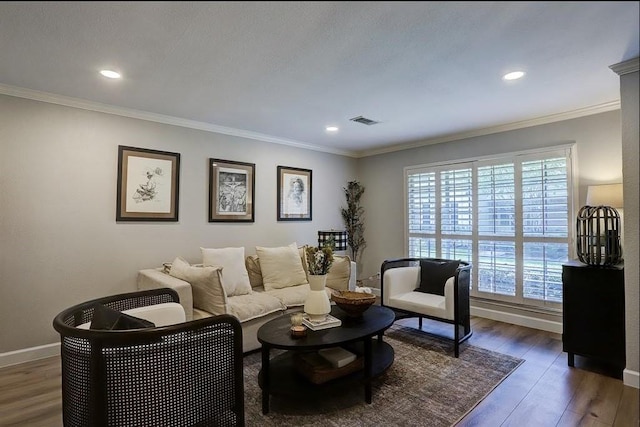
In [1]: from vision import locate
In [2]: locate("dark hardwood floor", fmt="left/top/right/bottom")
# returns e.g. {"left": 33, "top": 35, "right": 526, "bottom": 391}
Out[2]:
{"left": 454, "top": 317, "right": 638, "bottom": 427}
{"left": 0, "top": 316, "right": 637, "bottom": 426}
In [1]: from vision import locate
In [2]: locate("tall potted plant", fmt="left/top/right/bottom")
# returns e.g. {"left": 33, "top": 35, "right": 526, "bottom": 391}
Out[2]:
{"left": 341, "top": 180, "right": 366, "bottom": 264}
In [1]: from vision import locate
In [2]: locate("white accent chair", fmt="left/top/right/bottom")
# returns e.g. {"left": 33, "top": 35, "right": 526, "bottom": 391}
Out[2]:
{"left": 381, "top": 258, "right": 472, "bottom": 357}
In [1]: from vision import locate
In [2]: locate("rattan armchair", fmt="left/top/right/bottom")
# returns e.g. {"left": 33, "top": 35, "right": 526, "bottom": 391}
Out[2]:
{"left": 381, "top": 258, "right": 472, "bottom": 357}
{"left": 53, "top": 288, "right": 245, "bottom": 427}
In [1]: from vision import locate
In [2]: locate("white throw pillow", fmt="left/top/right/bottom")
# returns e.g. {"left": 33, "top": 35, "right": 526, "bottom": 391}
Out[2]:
{"left": 201, "top": 247, "right": 252, "bottom": 296}
{"left": 169, "top": 256, "right": 227, "bottom": 315}
{"left": 256, "top": 242, "right": 308, "bottom": 291}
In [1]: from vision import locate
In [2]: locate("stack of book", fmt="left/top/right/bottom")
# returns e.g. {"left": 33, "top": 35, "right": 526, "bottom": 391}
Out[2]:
{"left": 318, "top": 347, "right": 357, "bottom": 368}
{"left": 302, "top": 313, "right": 341, "bottom": 330}
{"left": 293, "top": 347, "right": 362, "bottom": 384}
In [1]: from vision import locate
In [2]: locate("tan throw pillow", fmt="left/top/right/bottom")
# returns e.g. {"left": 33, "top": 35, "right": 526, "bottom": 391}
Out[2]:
{"left": 326, "top": 255, "right": 351, "bottom": 291}
{"left": 201, "top": 247, "right": 252, "bottom": 296}
{"left": 256, "top": 242, "right": 308, "bottom": 291}
{"left": 245, "top": 255, "right": 263, "bottom": 288}
{"left": 169, "top": 256, "right": 227, "bottom": 315}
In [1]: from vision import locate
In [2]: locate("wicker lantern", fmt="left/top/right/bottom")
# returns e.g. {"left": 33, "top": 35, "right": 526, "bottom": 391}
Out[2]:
{"left": 576, "top": 184, "right": 623, "bottom": 266}
{"left": 576, "top": 205, "right": 621, "bottom": 265}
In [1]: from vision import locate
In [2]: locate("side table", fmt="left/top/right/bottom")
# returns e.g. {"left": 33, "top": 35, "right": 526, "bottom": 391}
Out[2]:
{"left": 562, "top": 260, "right": 625, "bottom": 376}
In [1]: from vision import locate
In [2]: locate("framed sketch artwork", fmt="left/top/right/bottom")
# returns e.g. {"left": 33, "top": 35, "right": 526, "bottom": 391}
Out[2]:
{"left": 277, "top": 166, "right": 312, "bottom": 221}
{"left": 116, "top": 145, "right": 180, "bottom": 221}
{"left": 209, "top": 158, "right": 255, "bottom": 222}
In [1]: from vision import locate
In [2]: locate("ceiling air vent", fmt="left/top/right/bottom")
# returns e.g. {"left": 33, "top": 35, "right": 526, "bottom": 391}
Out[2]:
{"left": 350, "top": 116, "right": 379, "bottom": 126}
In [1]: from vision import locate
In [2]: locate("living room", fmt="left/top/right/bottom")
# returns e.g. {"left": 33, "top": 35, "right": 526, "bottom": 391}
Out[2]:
{"left": 0, "top": 2, "right": 638, "bottom": 426}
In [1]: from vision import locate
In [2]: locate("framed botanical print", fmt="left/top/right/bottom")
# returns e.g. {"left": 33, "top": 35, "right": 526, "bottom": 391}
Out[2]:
{"left": 116, "top": 146, "right": 180, "bottom": 221}
{"left": 209, "top": 158, "right": 255, "bottom": 222}
{"left": 277, "top": 166, "right": 312, "bottom": 221}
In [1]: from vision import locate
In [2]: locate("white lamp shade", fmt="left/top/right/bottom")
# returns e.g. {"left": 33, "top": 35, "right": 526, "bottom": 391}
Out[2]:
{"left": 586, "top": 184, "right": 623, "bottom": 208}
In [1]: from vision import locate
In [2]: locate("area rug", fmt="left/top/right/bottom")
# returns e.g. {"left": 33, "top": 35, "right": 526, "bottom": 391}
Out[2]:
{"left": 242, "top": 324, "right": 523, "bottom": 426}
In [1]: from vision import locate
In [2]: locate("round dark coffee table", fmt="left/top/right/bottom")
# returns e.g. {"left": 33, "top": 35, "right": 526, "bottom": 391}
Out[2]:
{"left": 257, "top": 304, "right": 395, "bottom": 414}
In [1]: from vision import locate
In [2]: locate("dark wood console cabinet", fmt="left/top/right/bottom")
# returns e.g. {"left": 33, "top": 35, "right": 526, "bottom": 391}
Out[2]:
{"left": 562, "top": 260, "right": 625, "bottom": 375}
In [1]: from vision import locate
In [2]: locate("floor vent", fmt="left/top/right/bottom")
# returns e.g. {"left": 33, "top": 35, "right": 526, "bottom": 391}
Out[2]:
{"left": 350, "top": 116, "right": 379, "bottom": 126}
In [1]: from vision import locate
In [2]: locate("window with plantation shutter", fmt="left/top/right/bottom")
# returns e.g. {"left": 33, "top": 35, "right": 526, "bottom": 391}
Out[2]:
{"left": 408, "top": 171, "right": 437, "bottom": 258}
{"left": 441, "top": 168, "right": 473, "bottom": 235}
{"left": 405, "top": 146, "right": 573, "bottom": 308}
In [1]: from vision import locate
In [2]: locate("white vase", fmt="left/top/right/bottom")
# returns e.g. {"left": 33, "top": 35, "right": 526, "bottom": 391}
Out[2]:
{"left": 304, "top": 274, "right": 331, "bottom": 322}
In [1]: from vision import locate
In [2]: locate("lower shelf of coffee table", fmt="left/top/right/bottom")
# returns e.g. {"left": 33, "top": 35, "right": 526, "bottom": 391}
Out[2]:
{"left": 258, "top": 340, "right": 394, "bottom": 398}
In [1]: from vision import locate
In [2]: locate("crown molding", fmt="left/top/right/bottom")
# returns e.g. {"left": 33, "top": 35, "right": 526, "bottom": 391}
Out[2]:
{"left": 356, "top": 101, "right": 621, "bottom": 158}
{"left": 1, "top": 83, "right": 621, "bottom": 160}
{"left": 610, "top": 57, "right": 639, "bottom": 76}
{"left": 0, "top": 84, "right": 356, "bottom": 158}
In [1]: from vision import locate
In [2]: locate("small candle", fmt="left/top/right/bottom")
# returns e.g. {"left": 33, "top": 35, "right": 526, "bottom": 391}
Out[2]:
{"left": 290, "top": 325, "right": 307, "bottom": 338}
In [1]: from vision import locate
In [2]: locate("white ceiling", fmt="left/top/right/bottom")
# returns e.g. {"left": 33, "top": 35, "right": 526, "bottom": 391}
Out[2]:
{"left": 1, "top": 1, "right": 638, "bottom": 157}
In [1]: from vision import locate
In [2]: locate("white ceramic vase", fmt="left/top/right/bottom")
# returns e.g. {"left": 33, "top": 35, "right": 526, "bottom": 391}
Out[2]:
{"left": 304, "top": 274, "right": 331, "bottom": 322}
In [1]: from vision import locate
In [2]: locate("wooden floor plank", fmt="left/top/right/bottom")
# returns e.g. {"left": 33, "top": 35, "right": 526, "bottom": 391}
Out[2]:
{"left": 557, "top": 410, "right": 613, "bottom": 427}
{"left": 612, "top": 386, "right": 639, "bottom": 427}
{"left": 499, "top": 351, "right": 577, "bottom": 426}
{"left": 468, "top": 317, "right": 514, "bottom": 350}
{"left": 566, "top": 371, "right": 625, "bottom": 425}
{"left": 492, "top": 324, "right": 548, "bottom": 359}
{"left": 457, "top": 357, "right": 557, "bottom": 426}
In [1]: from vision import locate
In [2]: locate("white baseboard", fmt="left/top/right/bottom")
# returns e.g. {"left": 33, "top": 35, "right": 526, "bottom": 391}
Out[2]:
{"left": 0, "top": 342, "right": 60, "bottom": 369}
{"left": 624, "top": 369, "right": 640, "bottom": 389}
{"left": 471, "top": 306, "right": 563, "bottom": 334}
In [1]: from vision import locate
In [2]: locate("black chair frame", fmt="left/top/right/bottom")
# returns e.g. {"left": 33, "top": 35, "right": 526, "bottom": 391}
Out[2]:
{"left": 53, "top": 288, "right": 245, "bottom": 427}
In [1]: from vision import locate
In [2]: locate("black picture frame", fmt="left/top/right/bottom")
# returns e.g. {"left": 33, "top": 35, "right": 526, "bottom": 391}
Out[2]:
{"left": 116, "top": 146, "right": 180, "bottom": 222}
{"left": 277, "top": 166, "right": 312, "bottom": 221}
{"left": 209, "top": 158, "right": 255, "bottom": 222}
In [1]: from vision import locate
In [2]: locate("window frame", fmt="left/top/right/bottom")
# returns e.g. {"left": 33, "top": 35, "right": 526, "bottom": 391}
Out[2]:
{"left": 404, "top": 144, "right": 577, "bottom": 311}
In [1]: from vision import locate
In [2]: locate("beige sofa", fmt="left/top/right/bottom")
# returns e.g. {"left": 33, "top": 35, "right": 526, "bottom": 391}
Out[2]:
{"left": 137, "top": 244, "right": 356, "bottom": 352}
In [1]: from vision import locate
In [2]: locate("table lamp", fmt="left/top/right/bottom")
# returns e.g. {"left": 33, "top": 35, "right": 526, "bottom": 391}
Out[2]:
{"left": 317, "top": 230, "right": 348, "bottom": 252}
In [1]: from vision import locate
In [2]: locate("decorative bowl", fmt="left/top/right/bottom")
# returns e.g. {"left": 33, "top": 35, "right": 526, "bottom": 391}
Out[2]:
{"left": 332, "top": 291, "right": 376, "bottom": 317}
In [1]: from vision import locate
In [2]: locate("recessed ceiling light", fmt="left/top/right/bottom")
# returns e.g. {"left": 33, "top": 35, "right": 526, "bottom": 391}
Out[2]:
{"left": 100, "top": 70, "right": 121, "bottom": 79}
{"left": 326, "top": 126, "right": 339, "bottom": 132}
{"left": 503, "top": 71, "right": 525, "bottom": 81}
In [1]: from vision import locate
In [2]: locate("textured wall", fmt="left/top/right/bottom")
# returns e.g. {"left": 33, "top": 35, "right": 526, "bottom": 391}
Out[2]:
{"left": 0, "top": 94, "right": 357, "bottom": 353}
